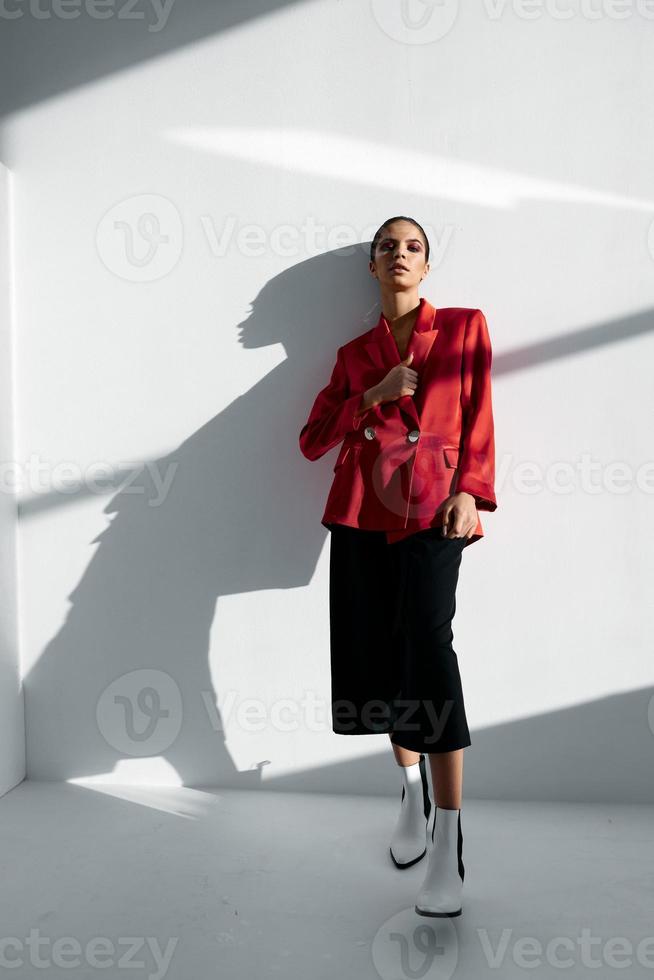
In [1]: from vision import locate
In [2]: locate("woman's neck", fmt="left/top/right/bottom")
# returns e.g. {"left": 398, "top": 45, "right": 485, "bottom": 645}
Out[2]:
{"left": 380, "top": 291, "right": 421, "bottom": 330}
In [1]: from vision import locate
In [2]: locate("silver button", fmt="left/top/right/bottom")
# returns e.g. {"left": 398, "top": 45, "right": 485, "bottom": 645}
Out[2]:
{"left": 364, "top": 426, "right": 376, "bottom": 440}
{"left": 407, "top": 429, "right": 420, "bottom": 443}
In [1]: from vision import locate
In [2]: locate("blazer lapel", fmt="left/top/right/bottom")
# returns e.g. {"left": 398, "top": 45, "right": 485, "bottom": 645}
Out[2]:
{"left": 363, "top": 297, "right": 439, "bottom": 431}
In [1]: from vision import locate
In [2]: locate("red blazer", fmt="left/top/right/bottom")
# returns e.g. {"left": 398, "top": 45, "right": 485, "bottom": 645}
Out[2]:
{"left": 298, "top": 297, "right": 497, "bottom": 546}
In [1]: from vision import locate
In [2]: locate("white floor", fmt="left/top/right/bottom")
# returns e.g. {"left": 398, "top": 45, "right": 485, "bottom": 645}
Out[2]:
{"left": 1, "top": 781, "right": 653, "bottom": 980}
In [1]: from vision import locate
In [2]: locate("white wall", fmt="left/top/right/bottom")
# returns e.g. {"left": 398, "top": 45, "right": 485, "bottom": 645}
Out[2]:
{"left": 1, "top": 1, "right": 653, "bottom": 801}
{"left": 0, "top": 162, "right": 25, "bottom": 797}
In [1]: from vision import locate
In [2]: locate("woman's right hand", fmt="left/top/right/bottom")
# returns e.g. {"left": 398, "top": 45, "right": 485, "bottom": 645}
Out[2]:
{"left": 371, "top": 352, "right": 418, "bottom": 406}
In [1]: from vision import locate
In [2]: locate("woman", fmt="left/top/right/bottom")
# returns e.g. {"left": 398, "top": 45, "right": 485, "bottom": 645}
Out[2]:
{"left": 298, "top": 216, "right": 497, "bottom": 917}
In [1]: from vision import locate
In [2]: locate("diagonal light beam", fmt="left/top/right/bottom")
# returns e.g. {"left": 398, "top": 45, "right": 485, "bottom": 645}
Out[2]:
{"left": 164, "top": 126, "right": 654, "bottom": 212}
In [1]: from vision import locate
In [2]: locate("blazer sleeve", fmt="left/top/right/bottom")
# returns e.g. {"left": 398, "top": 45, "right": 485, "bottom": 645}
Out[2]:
{"left": 299, "top": 345, "right": 367, "bottom": 461}
{"left": 455, "top": 309, "right": 497, "bottom": 511}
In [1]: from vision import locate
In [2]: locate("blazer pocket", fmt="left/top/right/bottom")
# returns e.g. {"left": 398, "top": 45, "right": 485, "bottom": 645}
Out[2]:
{"left": 443, "top": 447, "right": 460, "bottom": 468}
{"left": 334, "top": 443, "right": 362, "bottom": 470}
{"left": 333, "top": 445, "right": 351, "bottom": 470}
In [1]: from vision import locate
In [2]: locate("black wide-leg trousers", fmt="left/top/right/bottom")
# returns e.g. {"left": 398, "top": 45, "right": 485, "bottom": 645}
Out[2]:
{"left": 328, "top": 524, "right": 472, "bottom": 754}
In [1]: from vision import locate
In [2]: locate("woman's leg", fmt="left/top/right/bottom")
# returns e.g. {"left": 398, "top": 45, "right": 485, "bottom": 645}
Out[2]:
{"left": 389, "top": 736, "right": 421, "bottom": 767}
{"left": 414, "top": 748, "right": 465, "bottom": 916}
{"left": 388, "top": 736, "right": 431, "bottom": 868}
{"left": 389, "top": 739, "right": 463, "bottom": 805}
{"left": 389, "top": 532, "right": 471, "bottom": 759}
{"left": 427, "top": 748, "right": 463, "bottom": 809}
{"left": 389, "top": 740, "right": 464, "bottom": 803}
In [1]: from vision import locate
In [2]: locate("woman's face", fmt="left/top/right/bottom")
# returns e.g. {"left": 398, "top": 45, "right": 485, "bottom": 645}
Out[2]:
{"left": 369, "top": 221, "right": 430, "bottom": 291}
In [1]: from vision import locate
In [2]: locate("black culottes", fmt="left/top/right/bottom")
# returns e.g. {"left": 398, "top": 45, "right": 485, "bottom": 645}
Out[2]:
{"left": 328, "top": 524, "right": 472, "bottom": 754}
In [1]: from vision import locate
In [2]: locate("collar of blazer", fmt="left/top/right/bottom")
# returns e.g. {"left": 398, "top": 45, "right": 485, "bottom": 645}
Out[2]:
{"left": 363, "top": 296, "right": 439, "bottom": 433}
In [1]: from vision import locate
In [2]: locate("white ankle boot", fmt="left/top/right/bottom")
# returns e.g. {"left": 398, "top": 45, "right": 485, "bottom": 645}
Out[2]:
{"left": 415, "top": 805, "right": 465, "bottom": 917}
{"left": 389, "top": 755, "right": 432, "bottom": 869}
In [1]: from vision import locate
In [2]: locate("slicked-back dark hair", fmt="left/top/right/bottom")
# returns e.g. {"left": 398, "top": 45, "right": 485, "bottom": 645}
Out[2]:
{"left": 369, "top": 216, "right": 430, "bottom": 264}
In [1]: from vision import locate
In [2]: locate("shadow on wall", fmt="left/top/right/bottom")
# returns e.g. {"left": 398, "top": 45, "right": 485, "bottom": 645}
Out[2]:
{"left": 22, "top": 246, "right": 389, "bottom": 787}
{"left": 263, "top": 685, "right": 654, "bottom": 805}
{"left": 0, "top": 0, "right": 301, "bottom": 119}
{"left": 20, "top": 241, "right": 654, "bottom": 796}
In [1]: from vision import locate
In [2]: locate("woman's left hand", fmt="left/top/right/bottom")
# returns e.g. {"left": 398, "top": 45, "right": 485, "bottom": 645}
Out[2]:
{"left": 441, "top": 492, "right": 478, "bottom": 539}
